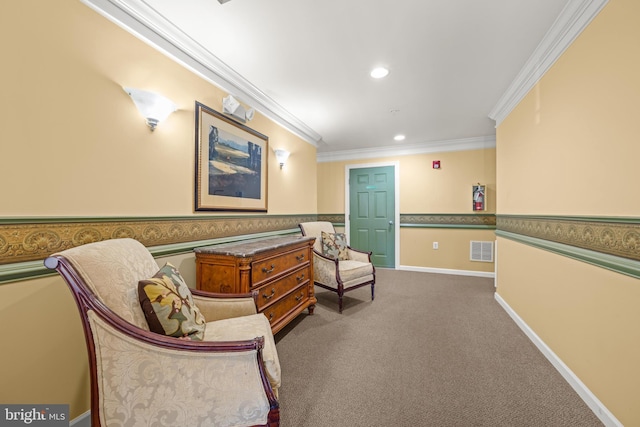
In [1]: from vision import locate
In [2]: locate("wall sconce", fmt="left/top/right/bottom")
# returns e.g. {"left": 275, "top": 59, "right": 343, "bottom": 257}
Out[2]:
{"left": 223, "top": 94, "right": 254, "bottom": 123}
{"left": 124, "top": 87, "right": 177, "bottom": 131}
{"left": 274, "top": 149, "right": 290, "bottom": 169}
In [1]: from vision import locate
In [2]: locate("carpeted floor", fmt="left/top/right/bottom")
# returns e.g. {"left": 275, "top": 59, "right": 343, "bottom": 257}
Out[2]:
{"left": 274, "top": 269, "right": 603, "bottom": 427}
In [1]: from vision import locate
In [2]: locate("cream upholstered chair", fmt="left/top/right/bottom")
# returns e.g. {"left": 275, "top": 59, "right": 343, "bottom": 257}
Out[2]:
{"left": 299, "top": 221, "right": 375, "bottom": 313}
{"left": 45, "top": 238, "right": 279, "bottom": 427}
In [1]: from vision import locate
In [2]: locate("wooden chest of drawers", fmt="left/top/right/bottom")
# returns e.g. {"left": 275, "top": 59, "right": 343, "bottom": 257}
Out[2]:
{"left": 194, "top": 236, "right": 316, "bottom": 333}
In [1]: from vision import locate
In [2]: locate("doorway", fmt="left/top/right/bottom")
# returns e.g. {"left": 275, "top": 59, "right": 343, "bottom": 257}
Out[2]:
{"left": 345, "top": 162, "right": 399, "bottom": 268}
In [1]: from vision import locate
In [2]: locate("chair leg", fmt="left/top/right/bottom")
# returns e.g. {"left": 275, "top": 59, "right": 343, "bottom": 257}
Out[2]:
{"left": 337, "top": 284, "right": 345, "bottom": 313}
{"left": 371, "top": 283, "right": 375, "bottom": 301}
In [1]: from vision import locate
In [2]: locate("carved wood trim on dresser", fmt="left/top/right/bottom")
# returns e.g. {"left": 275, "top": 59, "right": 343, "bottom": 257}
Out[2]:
{"left": 195, "top": 236, "right": 317, "bottom": 333}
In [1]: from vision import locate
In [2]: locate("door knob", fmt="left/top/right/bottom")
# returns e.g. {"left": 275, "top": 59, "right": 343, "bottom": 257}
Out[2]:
{"left": 389, "top": 220, "right": 394, "bottom": 225}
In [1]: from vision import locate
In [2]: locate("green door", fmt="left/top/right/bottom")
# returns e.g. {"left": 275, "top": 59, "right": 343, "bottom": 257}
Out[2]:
{"left": 349, "top": 166, "right": 395, "bottom": 268}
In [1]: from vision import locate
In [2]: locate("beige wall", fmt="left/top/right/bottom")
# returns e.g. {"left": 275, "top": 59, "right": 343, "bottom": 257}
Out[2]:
{"left": 318, "top": 149, "right": 496, "bottom": 272}
{"left": 0, "top": 0, "right": 316, "bottom": 419}
{"left": 0, "top": 1, "right": 316, "bottom": 217}
{"left": 495, "top": 0, "right": 640, "bottom": 424}
{"left": 401, "top": 228, "right": 495, "bottom": 273}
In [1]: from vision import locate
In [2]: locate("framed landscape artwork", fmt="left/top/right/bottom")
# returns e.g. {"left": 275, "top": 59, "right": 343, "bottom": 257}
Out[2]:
{"left": 194, "top": 101, "right": 268, "bottom": 212}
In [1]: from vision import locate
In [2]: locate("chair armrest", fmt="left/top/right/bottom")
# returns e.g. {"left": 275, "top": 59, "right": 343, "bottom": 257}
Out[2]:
{"left": 347, "top": 246, "right": 372, "bottom": 263}
{"left": 312, "top": 250, "right": 343, "bottom": 286}
{"left": 312, "top": 249, "right": 339, "bottom": 267}
{"left": 191, "top": 289, "right": 259, "bottom": 322}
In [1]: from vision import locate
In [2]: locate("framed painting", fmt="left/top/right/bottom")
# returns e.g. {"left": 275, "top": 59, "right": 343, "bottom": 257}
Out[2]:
{"left": 194, "top": 101, "right": 268, "bottom": 212}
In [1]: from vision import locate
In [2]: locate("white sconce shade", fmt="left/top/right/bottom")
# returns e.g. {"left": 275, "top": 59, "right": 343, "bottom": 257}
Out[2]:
{"left": 274, "top": 149, "right": 290, "bottom": 169}
{"left": 124, "top": 87, "right": 177, "bottom": 131}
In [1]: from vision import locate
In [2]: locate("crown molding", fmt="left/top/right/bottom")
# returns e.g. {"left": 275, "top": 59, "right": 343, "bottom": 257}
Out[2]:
{"left": 316, "top": 135, "right": 496, "bottom": 163}
{"left": 80, "top": 0, "right": 322, "bottom": 146}
{"left": 488, "top": 0, "right": 609, "bottom": 126}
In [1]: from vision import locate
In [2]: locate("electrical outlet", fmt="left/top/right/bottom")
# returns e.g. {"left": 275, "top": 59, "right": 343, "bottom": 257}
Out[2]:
{"left": 433, "top": 242, "right": 439, "bottom": 250}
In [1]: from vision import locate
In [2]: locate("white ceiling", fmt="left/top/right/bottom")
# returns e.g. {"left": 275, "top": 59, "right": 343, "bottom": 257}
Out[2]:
{"left": 105, "top": 0, "right": 575, "bottom": 155}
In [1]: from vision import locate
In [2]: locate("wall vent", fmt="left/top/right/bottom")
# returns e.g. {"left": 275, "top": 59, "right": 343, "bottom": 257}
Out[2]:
{"left": 470, "top": 241, "right": 494, "bottom": 262}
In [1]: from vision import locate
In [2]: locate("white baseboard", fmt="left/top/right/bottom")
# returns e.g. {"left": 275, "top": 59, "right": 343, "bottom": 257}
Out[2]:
{"left": 70, "top": 410, "right": 91, "bottom": 427}
{"left": 397, "top": 265, "right": 496, "bottom": 278}
{"left": 494, "top": 293, "right": 622, "bottom": 427}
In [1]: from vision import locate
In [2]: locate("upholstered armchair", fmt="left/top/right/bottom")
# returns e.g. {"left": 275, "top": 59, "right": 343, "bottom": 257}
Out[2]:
{"left": 299, "top": 221, "right": 375, "bottom": 313}
{"left": 45, "top": 238, "right": 279, "bottom": 427}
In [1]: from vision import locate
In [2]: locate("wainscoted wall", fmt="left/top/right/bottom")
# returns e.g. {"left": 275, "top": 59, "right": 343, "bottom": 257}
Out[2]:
{"left": 0, "top": 215, "right": 315, "bottom": 283}
{"left": 319, "top": 213, "right": 498, "bottom": 274}
{"left": 317, "top": 148, "right": 497, "bottom": 274}
{"left": 400, "top": 213, "right": 496, "bottom": 229}
{"left": 495, "top": 0, "right": 640, "bottom": 424}
{"left": 496, "top": 215, "right": 640, "bottom": 278}
{"left": 319, "top": 213, "right": 497, "bottom": 228}
{"left": 316, "top": 213, "right": 637, "bottom": 290}
{"left": 0, "top": 0, "right": 317, "bottom": 420}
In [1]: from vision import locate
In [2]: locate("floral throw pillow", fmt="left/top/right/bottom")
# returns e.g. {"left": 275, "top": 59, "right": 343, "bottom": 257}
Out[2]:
{"left": 321, "top": 231, "right": 349, "bottom": 261}
{"left": 138, "top": 263, "right": 206, "bottom": 341}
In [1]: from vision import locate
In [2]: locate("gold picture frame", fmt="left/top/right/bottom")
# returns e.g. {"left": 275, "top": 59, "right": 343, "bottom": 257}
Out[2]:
{"left": 194, "top": 101, "right": 268, "bottom": 212}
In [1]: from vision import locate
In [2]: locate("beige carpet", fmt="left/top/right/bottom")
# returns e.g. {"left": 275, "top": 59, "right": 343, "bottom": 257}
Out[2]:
{"left": 274, "top": 269, "right": 603, "bottom": 427}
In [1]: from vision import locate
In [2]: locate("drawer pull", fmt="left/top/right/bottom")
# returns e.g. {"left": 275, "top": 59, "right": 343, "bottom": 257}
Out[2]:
{"left": 295, "top": 293, "right": 305, "bottom": 301}
{"left": 296, "top": 254, "right": 305, "bottom": 261}
{"left": 296, "top": 273, "right": 305, "bottom": 282}
{"left": 262, "top": 264, "right": 276, "bottom": 274}
{"left": 263, "top": 288, "right": 276, "bottom": 300}
{"left": 268, "top": 312, "right": 275, "bottom": 321}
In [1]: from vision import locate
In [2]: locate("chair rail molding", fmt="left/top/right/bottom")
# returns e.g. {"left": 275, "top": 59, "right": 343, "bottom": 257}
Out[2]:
{"left": 401, "top": 213, "right": 496, "bottom": 229}
{"left": 319, "top": 213, "right": 497, "bottom": 229}
{"left": 488, "top": 0, "right": 609, "bottom": 126}
{"left": 0, "top": 214, "right": 315, "bottom": 284}
{"left": 496, "top": 215, "right": 640, "bottom": 279}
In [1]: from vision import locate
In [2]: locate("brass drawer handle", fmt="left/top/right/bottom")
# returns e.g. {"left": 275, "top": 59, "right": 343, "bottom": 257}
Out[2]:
{"left": 296, "top": 273, "right": 305, "bottom": 282}
{"left": 268, "top": 312, "right": 275, "bottom": 321}
{"left": 295, "top": 293, "right": 305, "bottom": 301}
{"left": 263, "top": 288, "right": 276, "bottom": 300}
{"left": 296, "top": 254, "right": 305, "bottom": 261}
{"left": 262, "top": 264, "right": 276, "bottom": 274}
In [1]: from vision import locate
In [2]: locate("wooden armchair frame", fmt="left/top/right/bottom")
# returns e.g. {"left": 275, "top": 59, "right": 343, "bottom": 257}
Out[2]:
{"left": 45, "top": 249, "right": 279, "bottom": 427}
{"left": 299, "top": 222, "right": 375, "bottom": 313}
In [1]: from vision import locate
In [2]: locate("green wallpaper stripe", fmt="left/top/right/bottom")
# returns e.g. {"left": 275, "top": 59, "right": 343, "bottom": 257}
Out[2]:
{"left": 497, "top": 215, "right": 640, "bottom": 262}
{"left": 0, "top": 214, "right": 315, "bottom": 284}
{"left": 0, "top": 229, "right": 301, "bottom": 285}
{"left": 319, "top": 213, "right": 497, "bottom": 229}
{"left": 496, "top": 230, "right": 640, "bottom": 279}
{"left": 5, "top": 213, "right": 637, "bottom": 282}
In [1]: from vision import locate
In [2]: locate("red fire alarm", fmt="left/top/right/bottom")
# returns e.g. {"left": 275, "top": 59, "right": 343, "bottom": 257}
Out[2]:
{"left": 433, "top": 160, "right": 441, "bottom": 169}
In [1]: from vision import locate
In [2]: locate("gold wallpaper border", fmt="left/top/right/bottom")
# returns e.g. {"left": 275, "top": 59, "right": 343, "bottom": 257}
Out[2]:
{"left": 400, "top": 213, "right": 496, "bottom": 228}
{"left": 317, "top": 214, "right": 346, "bottom": 224}
{"left": 318, "top": 213, "right": 497, "bottom": 229}
{"left": 0, "top": 215, "right": 316, "bottom": 266}
{"left": 497, "top": 215, "right": 640, "bottom": 262}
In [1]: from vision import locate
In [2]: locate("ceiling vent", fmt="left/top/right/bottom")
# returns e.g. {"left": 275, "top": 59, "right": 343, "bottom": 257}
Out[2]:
{"left": 470, "top": 241, "right": 494, "bottom": 262}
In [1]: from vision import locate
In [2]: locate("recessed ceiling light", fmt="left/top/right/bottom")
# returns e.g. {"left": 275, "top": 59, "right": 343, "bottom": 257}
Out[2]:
{"left": 394, "top": 134, "right": 406, "bottom": 141}
{"left": 370, "top": 67, "right": 389, "bottom": 79}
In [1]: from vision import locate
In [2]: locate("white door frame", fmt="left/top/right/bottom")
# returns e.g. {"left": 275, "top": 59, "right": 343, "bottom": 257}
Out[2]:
{"left": 344, "top": 161, "right": 400, "bottom": 269}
